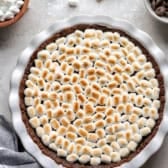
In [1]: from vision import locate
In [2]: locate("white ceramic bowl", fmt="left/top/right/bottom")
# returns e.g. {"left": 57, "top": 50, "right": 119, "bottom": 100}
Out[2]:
{"left": 144, "top": 0, "right": 168, "bottom": 24}
{"left": 9, "top": 15, "right": 168, "bottom": 168}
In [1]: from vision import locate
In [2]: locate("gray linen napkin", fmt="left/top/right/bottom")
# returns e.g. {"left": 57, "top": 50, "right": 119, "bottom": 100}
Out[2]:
{"left": 0, "top": 115, "right": 41, "bottom": 168}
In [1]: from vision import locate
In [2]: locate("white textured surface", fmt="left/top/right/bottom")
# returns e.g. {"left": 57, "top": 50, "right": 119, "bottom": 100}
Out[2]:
{"left": 1, "top": 0, "right": 168, "bottom": 168}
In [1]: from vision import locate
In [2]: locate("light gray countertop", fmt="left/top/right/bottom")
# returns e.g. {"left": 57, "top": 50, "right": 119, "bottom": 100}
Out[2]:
{"left": 0, "top": 0, "right": 168, "bottom": 167}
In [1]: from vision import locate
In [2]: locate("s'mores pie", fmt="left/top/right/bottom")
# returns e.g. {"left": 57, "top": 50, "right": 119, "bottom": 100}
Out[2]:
{"left": 20, "top": 24, "right": 165, "bottom": 168}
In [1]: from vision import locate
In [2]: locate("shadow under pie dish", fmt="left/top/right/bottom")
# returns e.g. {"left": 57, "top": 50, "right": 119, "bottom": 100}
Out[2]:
{"left": 9, "top": 16, "right": 168, "bottom": 168}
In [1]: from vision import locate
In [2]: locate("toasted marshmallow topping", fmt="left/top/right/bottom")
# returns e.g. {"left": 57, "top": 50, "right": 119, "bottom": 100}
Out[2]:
{"left": 24, "top": 28, "right": 161, "bottom": 165}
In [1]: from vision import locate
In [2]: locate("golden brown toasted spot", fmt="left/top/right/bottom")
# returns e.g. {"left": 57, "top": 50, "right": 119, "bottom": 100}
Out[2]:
{"left": 96, "top": 106, "right": 106, "bottom": 113}
{"left": 62, "top": 85, "right": 72, "bottom": 92}
{"left": 114, "top": 65, "right": 122, "bottom": 73}
{"left": 108, "top": 81, "right": 117, "bottom": 89}
{"left": 60, "top": 117, "right": 70, "bottom": 127}
{"left": 41, "top": 92, "right": 48, "bottom": 99}
{"left": 55, "top": 73, "right": 62, "bottom": 80}
{"left": 73, "top": 85, "right": 82, "bottom": 94}
{"left": 67, "top": 67, "right": 73, "bottom": 76}
{"left": 106, "top": 64, "right": 113, "bottom": 73}
{"left": 35, "top": 59, "right": 43, "bottom": 69}
{"left": 77, "top": 94, "right": 86, "bottom": 104}
{"left": 83, "top": 116, "right": 92, "bottom": 124}
{"left": 106, "top": 116, "right": 113, "bottom": 124}
{"left": 96, "top": 69, "right": 105, "bottom": 76}
{"left": 89, "top": 53, "right": 96, "bottom": 61}
{"left": 66, "top": 110, "right": 75, "bottom": 121}
{"left": 63, "top": 139, "right": 70, "bottom": 149}
{"left": 63, "top": 76, "right": 70, "bottom": 83}
{"left": 122, "top": 94, "right": 128, "bottom": 104}
{"left": 82, "top": 47, "right": 90, "bottom": 54}
{"left": 34, "top": 97, "right": 40, "bottom": 106}
{"left": 57, "top": 126, "right": 66, "bottom": 135}
{"left": 84, "top": 123, "right": 95, "bottom": 132}
{"left": 104, "top": 49, "right": 111, "bottom": 57}
{"left": 95, "top": 120, "right": 105, "bottom": 128}
{"left": 52, "top": 100, "right": 59, "bottom": 108}
{"left": 49, "top": 92, "right": 57, "bottom": 100}
{"left": 84, "top": 103, "right": 94, "bottom": 115}
{"left": 67, "top": 56, "right": 75, "bottom": 64}
{"left": 98, "top": 95, "right": 106, "bottom": 105}
{"left": 79, "top": 69, "right": 85, "bottom": 78}
{"left": 44, "top": 124, "right": 51, "bottom": 135}
{"left": 117, "top": 104, "right": 125, "bottom": 113}
{"left": 53, "top": 83, "right": 61, "bottom": 91}
{"left": 76, "top": 110, "right": 85, "bottom": 118}
{"left": 113, "top": 114, "right": 120, "bottom": 123}
{"left": 112, "top": 88, "right": 122, "bottom": 95}
{"left": 75, "top": 138, "right": 85, "bottom": 145}
{"left": 125, "top": 103, "right": 133, "bottom": 114}
{"left": 94, "top": 113, "right": 104, "bottom": 120}
{"left": 113, "top": 95, "right": 120, "bottom": 106}
{"left": 54, "top": 108, "right": 64, "bottom": 118}
{"left": 66, "top": 132, "right": 76, "bottom": 140}
{"left": 96, "top": 129, "right": 105, "bottom": 138}
{"left": 41, "top": 69, "right": 48, "bottom": 79}
{"left": 46, "top": 109, "right": 52, "bottom": 119}
{"left": 80, "top": 79, "right": 88, "bottom": 87}
{"left": 71, "top": 75, "right": 78, "bottom": 84}
{"left": 64, "top": 92, "right": 73, "bottom": 102}
{"left": 67, "top": 125, "right": 77, "bottom": 132}
{"left": 78, "top": 128, "right": 88, "bottom": 137}
{"left": 87, "top": 133, "right": 98, "bottom": 142}
{"left": 58, "top": 54, "right": 66, "bottom": 62}
{"left": 66, "top": 48, "right": 74, "bottom": 55}
{"left": 74, "top": 119, "right": 82, "bottom": 127}
{"left": 95, "top": 60, "right": 105, "bottom": 68}
{"left": 73, "top": 61, "right": 81, "bottom": 70}
{"left": 88, "top": 75, "right": 97, "bottom": 82}
{"left": 40, "top": 116, "right": 48, "bottom": 125}
{"left": 106, "top": 108, "right": 115, "bottom": 116}
{"left": 62, "top": 103, "right": 70, "bottom": 109}
{"left": 50, "top": 119, "right": 60, "bottom": 129}
{"left": 36, "top": 104, "right": 44, "bottom": 116}
{"left": 87, "top": 68, "right": 95, "bottom": 76}
{"left": 91, "top": 90, "right": 100, "bottom": 99}
{"left": 73, "top": 101, "right": 80, "bottom": 112}
{"left": 82, "top": 146, "right": 92, "bottom": 155}
{"left": 102, "top": 88, "right": 110, "bottom": 96}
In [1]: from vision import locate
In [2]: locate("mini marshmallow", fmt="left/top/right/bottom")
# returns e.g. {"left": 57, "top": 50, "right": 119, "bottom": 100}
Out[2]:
{"left": 24, "top": 97, "right": 33, "bottom": 106}
{"left": 42, "top": 134, "right": 50, "bottom": 146}
{"left": 119, "top": 148, "right": 130, "bottom": 157}
{"left": 29, "top": 117, "right": 40, "bottom": 128}
{"left": 127, "top": 141, "right": 137, "bottom": 151}
{"left": 36, "top": 127, "right": 44, "bottom": 138}
{"left": 27, "top": 106, "right": 36, "bottom": 118}
{"left": 79, "top": 155, "right": 90, "bottom": 164}
{"left": 67, "top": 154, "right": 79, "bottom": 162}
{"left": 140, "top": 127, "right": 151, "bottom": 137}
{"left": 111, "top": 152, "right": 121, "bottom": 162}
{"left": 146, "top": 119, "right": 156, "bottom": 129}
{"left": 101, "top": 154, "right": 111, "bottom": 163}
{"left": 90, "top": 157, "right": 101, "bottom": 166}
{"left": 57, "top": 148, "right": 67, "bottom": 157}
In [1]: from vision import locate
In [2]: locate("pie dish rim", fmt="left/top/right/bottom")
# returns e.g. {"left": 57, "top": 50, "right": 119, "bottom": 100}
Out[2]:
{"left": 9, "top": 15, "right": 168, "bottom": 168}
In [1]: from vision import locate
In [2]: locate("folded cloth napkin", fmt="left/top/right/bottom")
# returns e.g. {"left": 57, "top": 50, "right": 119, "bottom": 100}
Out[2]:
{"left": 0, "top": 115, "right": 41, "bottom": 168}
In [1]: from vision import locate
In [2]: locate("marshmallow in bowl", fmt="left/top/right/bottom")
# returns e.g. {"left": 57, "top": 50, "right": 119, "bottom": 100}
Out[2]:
{"left": 0, "top": 0, "right": 24, "bottom": 22}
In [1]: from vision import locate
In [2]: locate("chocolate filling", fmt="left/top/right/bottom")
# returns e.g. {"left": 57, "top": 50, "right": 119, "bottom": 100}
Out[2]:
{"left": 19, "top": 24, "right": 165, "bottom": 168}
